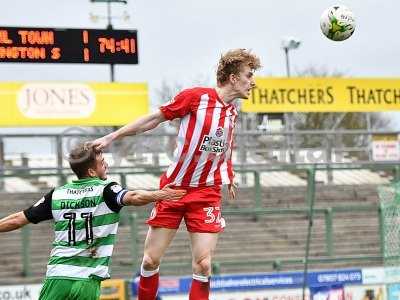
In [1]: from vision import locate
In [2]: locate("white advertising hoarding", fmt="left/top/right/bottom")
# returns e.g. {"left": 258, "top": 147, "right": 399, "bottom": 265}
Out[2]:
{"left": 0, "top": 284, "right": 41, "bottom": 300}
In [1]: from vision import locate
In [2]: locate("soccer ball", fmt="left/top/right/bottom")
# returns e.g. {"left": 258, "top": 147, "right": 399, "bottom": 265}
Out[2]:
{"left": 320, "top": 5, "right": 355, "bottom": 41}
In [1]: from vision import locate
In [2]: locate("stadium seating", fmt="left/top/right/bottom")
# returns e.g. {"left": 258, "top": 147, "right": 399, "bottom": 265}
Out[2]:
{"left": 0, "top": 183, "right": 383, "bottom": 284}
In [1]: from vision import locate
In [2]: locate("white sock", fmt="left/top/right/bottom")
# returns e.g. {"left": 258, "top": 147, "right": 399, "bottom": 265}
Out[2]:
{"left": 141, "top": 264, "right": 159, "bottom": 277}
{"left": 192, "top": 274, "right": 209, "bottom": 282}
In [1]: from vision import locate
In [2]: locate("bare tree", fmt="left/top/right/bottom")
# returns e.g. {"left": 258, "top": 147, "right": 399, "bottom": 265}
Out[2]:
{"left": 154, "top": 75, "right": 211, "bottom": 106}
{"left": 155, "top": 80, "right": 184, "bottom": 107}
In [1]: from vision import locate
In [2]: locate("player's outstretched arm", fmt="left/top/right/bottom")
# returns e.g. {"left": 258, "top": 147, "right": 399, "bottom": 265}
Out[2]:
{"left": 92, "top": 110, "right": 166, "bottom": 151}
{"left": 0, "top": 211, "right": 30, "bottom": 232}
{"left": 122, "top": 184, "right": 186, "bottom": 206}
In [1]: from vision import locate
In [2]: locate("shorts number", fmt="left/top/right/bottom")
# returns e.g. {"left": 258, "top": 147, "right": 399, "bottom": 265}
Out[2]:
{"left": 63, "top": 212, "right": 94, "bottom": 246}
{"left": 203, "top": 207, "right": 221, "bottom": 224}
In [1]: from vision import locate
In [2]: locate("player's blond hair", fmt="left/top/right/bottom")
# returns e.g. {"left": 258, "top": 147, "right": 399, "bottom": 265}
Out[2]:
{"left": 216, "top": 48, "right": 261, "bottom": 86}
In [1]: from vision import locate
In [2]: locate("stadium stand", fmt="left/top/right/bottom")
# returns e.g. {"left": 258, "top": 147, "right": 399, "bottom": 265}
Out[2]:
{"left": 0, "top": 133, "right": 393, "bottom": 284}
{"left": 0, "top": 183, "right": 383, "bottom": 285}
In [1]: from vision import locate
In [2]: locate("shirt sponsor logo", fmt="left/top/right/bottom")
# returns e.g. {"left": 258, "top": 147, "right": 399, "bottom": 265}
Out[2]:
{"left": 199, "top": 127, "right": 228, "bottom": 154}
{"left": 66, "top": 187, "right": 94, "bottom": 194}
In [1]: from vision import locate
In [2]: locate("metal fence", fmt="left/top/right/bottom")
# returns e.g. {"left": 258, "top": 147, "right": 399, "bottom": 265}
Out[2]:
{"left": 2, "top": 164, "right": 397, "bottom": 278}
{"left": 1, "top": 129, "right": 399, "bottom": 170}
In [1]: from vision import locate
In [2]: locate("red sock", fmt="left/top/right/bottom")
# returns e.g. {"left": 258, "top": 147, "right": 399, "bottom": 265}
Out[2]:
{"left": 189, "top": 276, "right": 210, "bottom": 300}
{"left": 138, "top": 273, "right": 159, "bottom": 300}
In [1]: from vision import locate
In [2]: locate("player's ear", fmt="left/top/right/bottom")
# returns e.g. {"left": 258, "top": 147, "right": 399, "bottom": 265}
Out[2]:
{"left": 229, "top": 73, "right": 237, "bottom": 84}
{"left": 87, "top": 167, "right": 96, "bottom": 177}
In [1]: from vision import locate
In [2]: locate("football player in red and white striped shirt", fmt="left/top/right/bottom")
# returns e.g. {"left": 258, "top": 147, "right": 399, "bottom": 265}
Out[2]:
{"left": 92, "top": 49, "right": 261, "bottom": 300}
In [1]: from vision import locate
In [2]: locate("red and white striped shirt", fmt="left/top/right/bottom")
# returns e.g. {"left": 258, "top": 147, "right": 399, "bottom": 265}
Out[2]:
{"left": 159, "top": 87, "right": 238, "bottom": 187}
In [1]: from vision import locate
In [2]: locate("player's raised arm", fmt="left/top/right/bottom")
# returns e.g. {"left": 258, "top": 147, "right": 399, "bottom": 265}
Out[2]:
{"left": 0, "top": 211, "right": 30, "bottom": 232}
{"left": 121, "top": 184, "right": 186, "bottom": 207}
{"left": 92, "top": 110, "right": 166, "bottom": 151}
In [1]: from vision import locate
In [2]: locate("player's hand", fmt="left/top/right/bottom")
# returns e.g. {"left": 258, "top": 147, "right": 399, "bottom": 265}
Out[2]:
{"left": 228, "top": 182, "right": 237, "bottom": 201}
{"left": 159, "top": 184, "right": 187, "bottom": 201}
{"left": 90, "top": 135, "right": 114, "bottom": 152}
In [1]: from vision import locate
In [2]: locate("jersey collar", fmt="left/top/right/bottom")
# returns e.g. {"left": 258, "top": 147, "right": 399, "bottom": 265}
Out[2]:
{"left": 72, "top": 176, "right": 102, "bottom": 184}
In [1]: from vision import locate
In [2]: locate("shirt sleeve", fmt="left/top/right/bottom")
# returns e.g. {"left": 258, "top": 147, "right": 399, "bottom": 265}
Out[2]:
{"left": 159, "top": 88, "right": 196, "bottom": 120}
{"left": 23, "top": 189, "right": 54, "bottom": 224}
{"left": 103, "top": 182, "right": 128, "bottom": 213}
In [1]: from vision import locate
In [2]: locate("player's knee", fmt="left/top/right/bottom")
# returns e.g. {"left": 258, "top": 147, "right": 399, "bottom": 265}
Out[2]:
{"left": 142, "top": 254, "right": 160, "bottom": 271}
{"left": 192, "top": 255, "right": 212, "bottom": 276}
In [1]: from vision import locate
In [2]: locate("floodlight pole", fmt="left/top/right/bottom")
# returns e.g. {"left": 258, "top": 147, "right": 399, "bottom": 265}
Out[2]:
{"left": 106, "top": 1, "right": 115, "bottom": 82}
{"left": 283, "top": 47, "right": 291, "bottom": 77}
{"left": 90, "top": 0, "right": 128, "bottom": 82}
{"left": 283, "top": 45, "right": 293, "bottom": 162}
{"left": 281, "top": 38, "right": 301, "bottom": 163}
{"left": 107, "top": 1, "right": 113, "bottom": 29}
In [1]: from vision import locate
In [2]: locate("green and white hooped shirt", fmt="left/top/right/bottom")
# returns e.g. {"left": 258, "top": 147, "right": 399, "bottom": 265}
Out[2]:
{"left": 24, "top": 177, "right": 128, "bottom": 281}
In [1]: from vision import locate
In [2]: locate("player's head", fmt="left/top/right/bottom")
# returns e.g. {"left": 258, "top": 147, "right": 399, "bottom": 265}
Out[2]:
{"left": 68, "top": 142, "right": 108, "bottom": 180}
{"left": 216, "top": 48, "right": 261, "bottom": 99}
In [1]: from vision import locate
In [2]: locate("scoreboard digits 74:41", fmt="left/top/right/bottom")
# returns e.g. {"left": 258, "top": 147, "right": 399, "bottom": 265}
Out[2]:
{"left": 0, "top": 26, "right": 138, "bottom": 64}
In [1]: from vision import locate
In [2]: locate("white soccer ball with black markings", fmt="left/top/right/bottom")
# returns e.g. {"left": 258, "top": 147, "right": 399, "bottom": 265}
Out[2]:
{"left": 320, "top": 5, "right": 355, "bottom": 41}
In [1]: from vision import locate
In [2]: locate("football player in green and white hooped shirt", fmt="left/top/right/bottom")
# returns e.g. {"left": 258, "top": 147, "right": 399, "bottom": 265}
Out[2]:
{"left": 0, "top": 143, "right": 186, "bottom": 300}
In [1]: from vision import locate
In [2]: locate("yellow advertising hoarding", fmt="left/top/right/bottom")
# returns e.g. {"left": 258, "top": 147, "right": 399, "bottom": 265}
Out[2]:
{"left": 243, "top": 77, "right": 400, "bottom": 112}
{"left": 0, "top": 82, "right": 149, "bottom": 126}
{"left": 100, "top": 279, "right": 127, "bottom": 300}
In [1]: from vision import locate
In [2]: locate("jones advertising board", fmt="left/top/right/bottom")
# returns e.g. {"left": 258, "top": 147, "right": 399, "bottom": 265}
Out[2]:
{"left": 0, "top": 82, "right": 148, "bottom": 126}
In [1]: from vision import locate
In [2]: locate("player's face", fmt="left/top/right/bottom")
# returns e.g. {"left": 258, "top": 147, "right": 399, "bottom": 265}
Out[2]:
{"left": 91, "top": 154, "right": 108, "bottom": 180}
{"left": 232, "top": 65, "right": 256, "bottom": 99}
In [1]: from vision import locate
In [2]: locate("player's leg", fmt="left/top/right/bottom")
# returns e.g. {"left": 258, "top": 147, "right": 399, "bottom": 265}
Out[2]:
{"left": 184, "top": 186, "right": 224, "bottom": 300}
{"left": 189, "top": 232, "right": 219, "bottom": 300}
{"left": 139, "top": 196, "right": 185, "bottom": 300}
{"left": 138, "top": 226, "right": 177, "bottom": 300}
